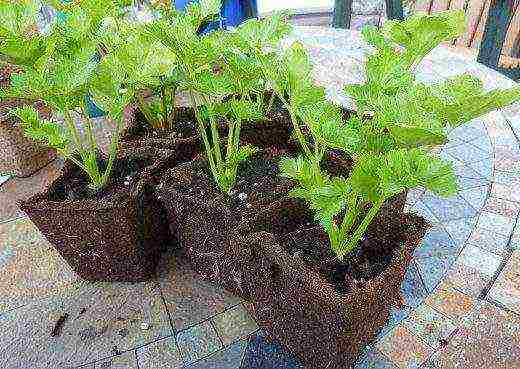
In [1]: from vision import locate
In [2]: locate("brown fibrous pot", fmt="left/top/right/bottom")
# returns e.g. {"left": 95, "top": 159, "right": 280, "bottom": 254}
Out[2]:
{"left": 0, "top": 66, "right": 56, "bottom": 177}
{"left": 239, "top": 204, "right": 427, "bottom": 369}
{"left": 19, "top": 149, "right": 172, "bottom": 282}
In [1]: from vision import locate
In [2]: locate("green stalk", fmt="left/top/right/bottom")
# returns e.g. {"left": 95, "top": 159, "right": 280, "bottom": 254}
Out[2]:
{"left": 342, "top": 196, "right": 386, "bottom": 259}
{"left": 160, "top": 79, "right": 168, "bottom": 131}
{"left": 100, "top": 116, "right": 123, "bottom": 188}
{"left": 339, "top": 195, "right": 360, "bottom": 241}
{"left": 63, "top": 110, "right": 85, "bottom": 156}
{"left": 188, "top": 90, "right": 218, "bottom": 179}
{"left": 136, "top": 93, "right": 157, "bottom": 129}
{"left": 168, "top": 84, "right": 177, "bottom": 129}
{"left": 201, "top": 94, "right": 223, "bottom": 169}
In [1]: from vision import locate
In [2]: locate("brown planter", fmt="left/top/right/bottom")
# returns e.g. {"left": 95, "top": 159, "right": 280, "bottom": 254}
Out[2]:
{"left": 156, "top": 157, "right": 294, "bottom": 300}
{"left": 0, "top": 66, "right": 55, "bottom": 177}
{"left": 19, "top": 150, "right": 172, "bottom": 282}
{"left": 120, "top": 104, "right": 201, "bottom": 163}
{"left": 240, "top": 210, "right": 427, "bottom": 369}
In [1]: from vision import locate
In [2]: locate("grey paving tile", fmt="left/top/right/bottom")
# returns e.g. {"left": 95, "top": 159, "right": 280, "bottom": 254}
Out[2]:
{"left": 187, "top": 339, "right": 247, "bottom": 369}
{"left": 176, "top": 321, "right": 222, "bottom": 365}
{"left": 442, "top": 217, "right": 477, "bottom": 246}
{"left": 467, "top": 227, "right": 510, "bottom": 256}
{"left": 421, "top": 192, "right": 477, "bottom": 222}
{"left": 413, "top": 224, "right": 458, "bottom": 259}
{"left": 136, "top": 336, "right": 182, "bottom": 369}
{"left": 457, "top": 186, "right": 488, "bottom": 210}
{"left": 157, "top": 255, "right": 241, "bottom": 330}
{"left": 476, "top": 212, "right": 515, "bottom": 237}
{"left": 212, "top": 305, "right": 258, "bottom": 346}
{"left": 401, "top": 262, "right": 429, "bottom": 308}
{"left": 94, "top": 352, "right": 137, "bottom": 369}
{"left": 0, "top": 282, "right": 172, "bottom": 369}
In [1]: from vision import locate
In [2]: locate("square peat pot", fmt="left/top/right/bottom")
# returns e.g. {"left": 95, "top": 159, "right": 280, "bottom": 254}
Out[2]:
{"left": 239, "top": 210, "right": 426, "bottom": 369}
{"left": 0, "top": 103, "right": 56, "bottom": 177}
{"left": 19, "top": 153, "right": 172, "bottom": 282}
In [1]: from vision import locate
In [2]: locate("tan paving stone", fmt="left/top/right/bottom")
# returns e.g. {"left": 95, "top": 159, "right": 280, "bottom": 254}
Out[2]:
{"left": 423, "top": 301, "right": 520, "bottom": 369}
{"left": 0, "top": 160, "right": 62, "bottom": 222}
{"left": 212, "top": 304, "right": 258, "bottom": 346}
{"left": 0, "top": 218, "right": 80, "bottom": 312}
{"left": 376, "top": 324, "right": 433, "bottom": 368}
{"left": 488, "top": 251, "right": 520, "bottom": 314}
{"left": 0, "top": 282, "right": 172, "bottom": 369}
{"left": 425, "top": 282, "right": 477, "bottom": 321}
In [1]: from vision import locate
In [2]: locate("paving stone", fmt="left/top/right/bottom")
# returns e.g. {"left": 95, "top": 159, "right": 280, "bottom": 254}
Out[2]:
{"left": 0, "top": 218, "right": 80, "bottom": 312}
{"left": 466, "top": 159, "right": 493, "bottom": 181}
{"left": 176, "top": 321, "right": 222, "bottom": 365}
{"left": 408, "top": 200, "right": 439, "bottom": 223}
{"left": 187, "top": 339, "right": 247, "bottom": 369}
{"left": 457, "top": 244, "right": 501, "bottom": 279}
{"left": 481, "top": 196, "right": 520, "bottom": 218}
{"left": 377, "top": 306, "right": 413, "bottom": 340}
{"left": 0, "top": 175, "right": 9, "bottom": 186}
{"left": 465, "top": 135, "right": 492, "bottom": 153}
{"left": 401, "top": 262, "right": 429, "bottom": 308}
{"left": 415, "top": 254, "right": 456, "bottom": 293}
{"left": 157, "top": 254, "right": 241, "bottom": 330}
{"left": 494, "top": 147, "right": 520, "bottom": 173}
{"left": 405, "top": 188, "right": 424, "bottom": 207}
{"left": 490, "top": 171, "right": 520, "bottom": 202}
{"left": 488, "top": 251, "right": 520, "bottom": 314}
{"left": 136, "top": 337, "right": 182, "bottom": 369}
{"left": 449, "top": 119, "right": 487, "bottom": 143}
{"left": 457, "top": 186, "right": 488, "bottom": 210}
{"left": 467, "top": 227, "right": 510, "bottom": 256}
{"left": 442, "top": 142, "right": 490, "bottom": 164}
{"left": 441, "top": 217, "right": 477, "bottom": 246}
{"left": 423, "top": 301, "right": 520, "bottom": 369}
{"left": 241, "top": 331, "right": 303, "bottom": 369}
{"left": 414, "top": 224, "right": 458, "bottom": 259}
{"left": 94, "top": 352, "right": 137, "bottom": 369}
{"left": 0, "top": 282, "right": 172, "bottom": 369}
{"left": 402, "top": 304, "right": 457, "bottom": 349}
{"left": 354, "top": 346, "right": 398, "bottom": 369}
{"left": 0, "top": 160, "right": 61, "bottom": 222}
{"left": 424, "top": 282, "right": 477, "bottom": 321}
{"left": 421, "top": 192, "right": 477, "bottom": 222}
{"left": 456, "top": 176, "right": 489, "bottom": 190}
{"left": 376, "top": 324, "right": 433, "bottom": 369}
{"left": 212, "top": 304, "right": 258, "bottom": 346}
{"left": 476, "top": 212, "right": 515, "bottom": 237}
{"left": 446, "top": 261, "right": 490, "bottom": 298}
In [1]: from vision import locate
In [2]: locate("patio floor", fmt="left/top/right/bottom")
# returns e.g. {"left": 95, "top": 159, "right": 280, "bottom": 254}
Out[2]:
{"left": 1, "top": 27, "right": 519, "bottom": 369}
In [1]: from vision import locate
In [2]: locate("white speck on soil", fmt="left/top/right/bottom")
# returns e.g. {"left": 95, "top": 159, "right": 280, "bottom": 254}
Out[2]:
{"left": 140, "top": 322, "right": 150, "bottom": 331}
{"left": 238, "top": 193, "right": 248, "bottom": 201}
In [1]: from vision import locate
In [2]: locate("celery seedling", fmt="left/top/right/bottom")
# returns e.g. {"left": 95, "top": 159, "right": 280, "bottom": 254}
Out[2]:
{"left": 282, "top": 10, "right": 520, "bottom": 260}
{"left": 0, "top": 0, "right": 133, "bottom": 191}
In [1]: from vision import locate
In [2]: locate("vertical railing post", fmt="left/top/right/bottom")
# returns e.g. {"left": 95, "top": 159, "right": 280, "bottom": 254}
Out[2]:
{"left": 386, "top": 0, "right": 405, "bottom": 20}
{"left": 333, "top": 0, "right": 354, "bottom": 28}
{"left": 477, "top": 0, "right": 516, "bottom": 70}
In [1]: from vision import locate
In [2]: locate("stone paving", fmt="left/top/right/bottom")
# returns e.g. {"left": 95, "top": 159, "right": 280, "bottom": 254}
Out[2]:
{"left": 1, "top": 27, "right": 519, "bottom": 369}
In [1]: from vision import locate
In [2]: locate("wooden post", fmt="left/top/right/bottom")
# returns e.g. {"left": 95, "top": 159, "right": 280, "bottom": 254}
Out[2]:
{"left": 477, "top": 0, "right": 516, "bottom": 69}
{"left": 386, "top": 0, "right": 405, "bottom": 20}
{"left": 333, "top": 0, "right": 354, "bottom": 28}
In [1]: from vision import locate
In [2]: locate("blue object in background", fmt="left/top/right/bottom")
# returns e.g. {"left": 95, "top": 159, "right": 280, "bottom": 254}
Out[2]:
{"left": 175, "top": 0, "right": 257, "bottom": 29}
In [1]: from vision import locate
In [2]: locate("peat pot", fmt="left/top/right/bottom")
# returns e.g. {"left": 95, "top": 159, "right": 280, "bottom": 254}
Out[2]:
{"left": 0, "top": 66, "right": 55, "bottom": 177}
{"left": 239, "top": 197, "right": 427, "bottom": 369}
{"left": 20, "top": 151, "right": 172, "bottom": 282}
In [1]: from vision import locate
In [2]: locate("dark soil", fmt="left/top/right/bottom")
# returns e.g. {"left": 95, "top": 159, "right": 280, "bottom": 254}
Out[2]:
{"left": 160, "top": 152, "right": 295, "bottom": 225}
{"left": 251, "top": 195, "right": 426, "bottom": 295}
{"left": 124, "top": 107, "right": 198, "bottom": 142}
{"left": 48, "top": 154, "right": 157, "bottom": 202}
